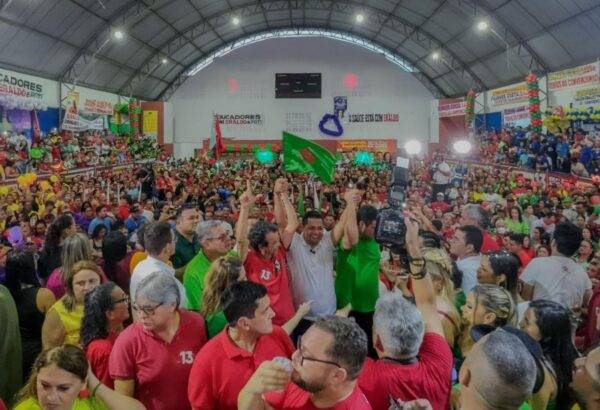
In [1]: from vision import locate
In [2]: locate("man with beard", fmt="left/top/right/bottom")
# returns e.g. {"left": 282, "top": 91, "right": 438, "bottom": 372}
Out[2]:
{"left": 238, "top": 315, "right": 370, "bottom": 409}
{"left": 571, "top": 346, "right": 600, "bottom": 409}
{"left": 187, "top": 281, "right": 294, "bottom": 410}
{"left": 276, "top": 177, "right": 357, "bottom": 341}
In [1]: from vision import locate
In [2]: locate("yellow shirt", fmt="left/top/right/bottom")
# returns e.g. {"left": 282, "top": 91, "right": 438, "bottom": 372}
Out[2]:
{"left": 129, "top": 251, "right": 148, "bottom": 275}
{"left": 14, "top": 395, "right": 107, "bottom": 409}
{"left": 51, "top": 297, "right": 84, "bottom": 345}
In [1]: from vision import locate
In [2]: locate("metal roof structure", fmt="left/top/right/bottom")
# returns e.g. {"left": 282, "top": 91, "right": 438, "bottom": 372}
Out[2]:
{"left": 1, "top": 0, "right": 599, "bottom": 100}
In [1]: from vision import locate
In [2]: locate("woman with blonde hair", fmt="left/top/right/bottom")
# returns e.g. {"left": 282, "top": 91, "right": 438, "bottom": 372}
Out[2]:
{"left": 458, "top": 284, "right": 515, "bottom": 357}
{"left": 423, "top": 247, "right": 461, "bottom": 349}
{"left": 45, "top": 233, "right": 95, "bottom": 299}
{"left": 13, "top": 344, "right": 144, "bottom": 409}
{"left": 42, "top": 260, "right": 103, "bottom": 349}
{"left": 201, "top": 255, "right": 247, "bottom": 338}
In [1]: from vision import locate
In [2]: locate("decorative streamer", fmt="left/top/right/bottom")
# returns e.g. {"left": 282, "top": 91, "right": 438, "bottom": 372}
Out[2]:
{"left": 525, "top": 73, "right": 542, "bottom": 133}
{"left": 464, "top": 89, "right": 476, "bottom": 128}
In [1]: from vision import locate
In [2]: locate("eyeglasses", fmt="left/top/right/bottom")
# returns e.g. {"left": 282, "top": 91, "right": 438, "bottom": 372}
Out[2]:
{"left": 296, "top": 336, "right": 341, "bottom": 368}
{"left": 112, "top": 296, "right": 130, "bottom": 306}
{"left": 132, "top": 301, "right": 163, "bottom": 315}
{"left": 207, "top": 234, "right": 229, "bottom": 242}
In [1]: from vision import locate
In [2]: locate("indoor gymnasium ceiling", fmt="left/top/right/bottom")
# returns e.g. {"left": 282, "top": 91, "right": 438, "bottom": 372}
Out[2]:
{"left": 1, "top": 0, "right": 600, "bottom": 100}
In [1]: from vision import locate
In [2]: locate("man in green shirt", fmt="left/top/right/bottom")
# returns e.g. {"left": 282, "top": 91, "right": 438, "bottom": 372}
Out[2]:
{"left": 335, "top": 199, "right": 381, "bottom": 357}
{"left": 171, "top": 204, "right": 201, "bottom": 277}
{"left": 183, "top": 220, "right": 235, "bottom": 311}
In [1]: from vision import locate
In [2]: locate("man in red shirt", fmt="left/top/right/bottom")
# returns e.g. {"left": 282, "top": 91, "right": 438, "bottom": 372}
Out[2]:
{"left": 357, "top": 216, "right": 452, "bottom": 410}
{"left": 429, "top": 193, "right": 451, "bottom": 213}
{"left": 242, "top": 188, "right": 296, "bottom": 325}
{"left": 238, "top": 316, "right": 371, "bottom": 410}
{"left": 187, "top": 281, "right": 294, "bottom": 410}
{"left": 460, "top": 203, "right": 500, "bottom": 253}
{"left": 506, "top": 232, "right": 532, "bottom": 271}
{"left": 109, "top": 272, "right": 207, "bottom": 410}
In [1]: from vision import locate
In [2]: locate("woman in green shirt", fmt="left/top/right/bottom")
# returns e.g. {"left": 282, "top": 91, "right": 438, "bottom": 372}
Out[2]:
{"left": 13, "top": 344, "right": 144, "bottom": 410}
{"left": 505, "top": 206, "right": 530, "bottom": 235}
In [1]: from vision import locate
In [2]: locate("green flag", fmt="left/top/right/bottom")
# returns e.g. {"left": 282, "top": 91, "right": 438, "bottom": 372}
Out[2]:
{"left": 283, "top": 131, "right": 336, "bottom": 183}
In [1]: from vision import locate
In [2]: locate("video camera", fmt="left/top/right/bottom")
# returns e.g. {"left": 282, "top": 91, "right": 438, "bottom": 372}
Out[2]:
{"left": 375, "top": 157, "right": 409, "bottom": 247}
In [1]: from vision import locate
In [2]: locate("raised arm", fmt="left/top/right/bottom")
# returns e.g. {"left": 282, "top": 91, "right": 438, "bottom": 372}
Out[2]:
{"left": 404, "top": 214, "right": 444, "bottom": 337}
{"left": 236, "top": 181, "right": 259, "bottom": 263}
{"left": 341, "top": 189, "right": 360, "bottom": 250}
{"left": 273, "top": 178, "right": 287, "bottom": 229}
{"left": 278, "top": 191, "right": 298, "bottom": 250}
{"left": 331, "top": 188, "right": 357, "bottom": 247}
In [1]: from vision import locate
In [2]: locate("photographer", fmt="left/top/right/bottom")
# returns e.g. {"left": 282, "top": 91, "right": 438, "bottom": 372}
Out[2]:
{"left": 334, "top": 191, "right": 381, "bottom": 357}
{"left": 358, "top": 214, "right": 453, "bottom": 410}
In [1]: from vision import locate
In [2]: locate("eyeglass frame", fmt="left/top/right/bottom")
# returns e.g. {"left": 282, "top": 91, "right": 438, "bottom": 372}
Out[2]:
{"left": 111, "top": 296, "right": 130, "bottom": 307}
{"left": 296, "top": 336, "right": 342, "bottom": 368}
{"left": 132, "top": 301, "right": 163, "bottom": 315}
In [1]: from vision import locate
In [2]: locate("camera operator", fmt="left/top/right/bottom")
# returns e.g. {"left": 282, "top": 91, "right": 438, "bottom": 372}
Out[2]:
{"left": 334, "top": 188, "right": 381, "bottom": 358}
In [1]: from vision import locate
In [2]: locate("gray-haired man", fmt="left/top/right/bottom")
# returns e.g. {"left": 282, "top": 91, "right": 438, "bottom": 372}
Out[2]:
{"left": 183, "top": 220, "right": 236, "bottom": 311}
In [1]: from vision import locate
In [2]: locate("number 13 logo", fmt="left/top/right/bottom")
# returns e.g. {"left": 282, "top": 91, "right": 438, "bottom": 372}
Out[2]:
{"left": 179, "top": 351, "right": 194, "bottom": 365}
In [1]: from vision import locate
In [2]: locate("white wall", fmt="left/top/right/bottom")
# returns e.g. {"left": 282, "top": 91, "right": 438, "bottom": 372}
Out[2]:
{"left": 169, "top": 37, "right": 434, "bottom": 158}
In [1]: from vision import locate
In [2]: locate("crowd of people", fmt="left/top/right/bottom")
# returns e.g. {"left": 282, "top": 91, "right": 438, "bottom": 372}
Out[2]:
{"left": 462, "top": 126, "right": 600, "bottom": 177}
{"left": 0, "top": 129, "right": 163, "bottom": 178}
{"left": 0, "top": 143, "right": 599, "bottom": 410}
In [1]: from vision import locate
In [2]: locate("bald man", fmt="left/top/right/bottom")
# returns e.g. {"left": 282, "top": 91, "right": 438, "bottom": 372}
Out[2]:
{"left": 572, "top": 346, "right": 600, "bottom": 410}
{"left": 459, "top": 328, "right": 536, "bottom": 409}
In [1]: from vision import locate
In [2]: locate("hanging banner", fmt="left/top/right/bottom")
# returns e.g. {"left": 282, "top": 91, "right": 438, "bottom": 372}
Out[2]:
{"left": 0, "top": 68, "right": 47, "bottom": 110}
{"left": 548, "top": 62, "right": 600, "bottom": 90}
{"left": 142, "top": 110, "right": 158, "bottom": 137}
{"left": 347, "top": 113, "right": 399, "bottom": 123}
{"left": 61, "top": 91, "right": 104, "bottom": 131}
{"left": 215, "top": 113, "right": 264, "bottom": 126}
{"left": 83, "top": 98, "right": 113, "bottom": 115}
{"left": 503, "top": 105, "right": 530, "bottom": 127}
{"left": 336, "top": 139, "right": 395, "bottom": 152}
{"left": 438, "top": 100, "right": 466, "bottom": 117}
{"left": 573, "top": 86, "right": 600, "bottom": 107}
{"left": 490, "top": 82, "right": 528, "bottom": 107}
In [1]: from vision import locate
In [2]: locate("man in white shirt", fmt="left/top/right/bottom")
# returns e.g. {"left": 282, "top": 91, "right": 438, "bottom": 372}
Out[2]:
{"left": 130, "top": 221, "right": 187, "bottom": 307}
{"left": 275, "top": 179, "right": 354, "bottom": 342}
{"left": 530, "top": 210, "right": 556, "bottom": 238}
{"left": 449, "top": 225, "right": 483, "bottom": 294}
{"left": 520, "top": 221, "right": 592, "bottom": 310}
{"left": 432, "top": 158, "right": 452, "bottom": 197}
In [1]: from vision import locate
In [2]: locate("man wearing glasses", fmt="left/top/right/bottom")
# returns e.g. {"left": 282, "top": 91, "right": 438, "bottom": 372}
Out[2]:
{"left": 110, "top": 272, "right": 207, "bottom": 410}
{"left": 237, "top": 315, "right": 370, "bottom": 410}
{"left": 188, "top": 281, "right": 294, "bottom": 410}
{"left": 183, "top": 219, "right": 235, "bottom": 311}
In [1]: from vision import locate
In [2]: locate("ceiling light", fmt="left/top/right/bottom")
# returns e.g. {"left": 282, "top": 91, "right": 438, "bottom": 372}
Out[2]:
{"left": 404, "top": 140, "right": 422, "bottom": 155}
{"left": 453, "top": 140, "right": 472, "bottom": 155}
{"left": 232, "top": 17, "right": 240, "bottom": 25}
{"left": 161, "top": 57, "right": 168, "bottom": 64}
{"left": 431, "top": 51, "right": 440, "bottom": 60}
{"left": 355, "top": 14, "right": 364, "bottom": 23}
{"left": 476, "top": 20, "right": 489, "bottom": 31}
{"left": 113, "top": 30, "right": 124, "bottom": 40}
